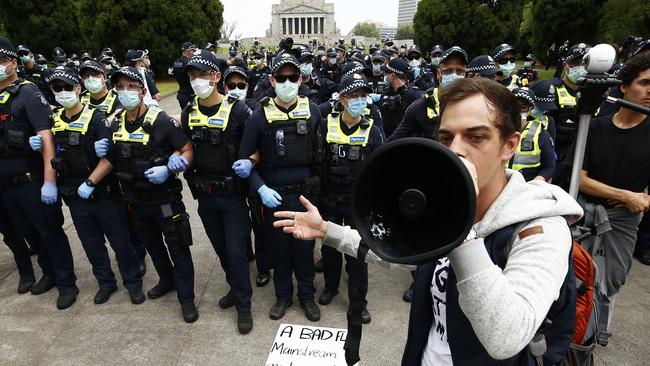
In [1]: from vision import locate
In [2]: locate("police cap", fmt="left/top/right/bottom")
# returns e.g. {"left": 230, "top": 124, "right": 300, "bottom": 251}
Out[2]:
{"left": 271, "top": 53, "right": 300, "bottom": 74}
{"left": 182, "top": 42, "right": 196, "bottom": 51}
{"left": 49, "top": 66, "right": 81, "bottom": 86}
{"left": 0, "top": 36, "right": 17, "bottom": 59}
{"left": 491, "top": 44, "right": 516, "bottom": 60}
{"left": 223, "top": 66, "right": 249, "bottom": 82}
{"left": 407, "top": 45, "right": 421, "bottom": 59}
{"left": 338, "top": 74, "right": 371, "bottom": 96}
{"left": 440, "top": 46, "right": 468, "bottom": 65}
{"left": 184, "top": 50, "right": 221, "bottom": 72}
{"left": 79, "top": 60, "right": 106, "bottom": 76}
{"left": 298, "top": 50, "right": 315, "bottom": 63}
{"left": 110, "top": 66, "right": 145, "bottom": 86}
{"left": 633, "top": 40, "right": 650, "bottom": 57}
{"left": 326, "top": 48, "right": 338, "bottom": 58}
{"left": 341, "top": 61, "right": 367, "bottom": 79}
{"left": 512, "top": 87, "right": 536, "bottom": 108}
{"left": 124, "top": 49, "right": 145, "bottom": 62}
{"left": 467, "top": 55, "right": 498, "bottom": 77}
{"left": 565, "top": 43, "right": 591, "bottom": 63}
{"left": 529, "top": 80, "right": 558, "bottom": 111}
{"left": 380, "top": 58, "right": 409, "bottom": 76}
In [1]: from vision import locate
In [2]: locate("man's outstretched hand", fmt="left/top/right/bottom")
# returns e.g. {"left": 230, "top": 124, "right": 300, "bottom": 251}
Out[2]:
{"left": 273, "top": 195, "right": 328, "bottom": 240}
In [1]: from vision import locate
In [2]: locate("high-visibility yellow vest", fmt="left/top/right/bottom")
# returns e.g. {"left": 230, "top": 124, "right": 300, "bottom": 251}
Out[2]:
{"left": 556, "top": 84, "right": 577, "bottom": 108}
{"left": 263, "top": 96, "right": 311, "bottom": 122}
{"left": 112, "top": 106, "right": 162, "bottom": 145}
{"left": 188, "top": 96, "right": 234, "bottom": 130}
{"left": 80, "top": 91, "right": 118, "bottom": 113}
{"left": 426, "top": 87, "right": 440, "bottom": 119}
{"left": 0, "top": 80, "right": 33, "bottom": 105}
{"left": 506, "top": 74, "right": 520, "bottom": 91}
{"left": 511, "top": 120, "right": 543, "bottom": 170}
{"left": 52, "top": 106, "right": 95, "bottom": 135}
{"left": 325, "top": 114, "right": 374, "bottom": 147}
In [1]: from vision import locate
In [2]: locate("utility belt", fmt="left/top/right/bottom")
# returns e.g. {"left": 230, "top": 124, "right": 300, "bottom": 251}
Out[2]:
{"left": 187, "top": 174, "right": 243, "bottom": 197}
{"left": 271, "top": 176, "right": 320, "bottom": 197}
{"left": 0, "top": 171, "right": 40, "bottom": 188}
{"left": 121, "top": 179, "right": 182, "bottom": 205}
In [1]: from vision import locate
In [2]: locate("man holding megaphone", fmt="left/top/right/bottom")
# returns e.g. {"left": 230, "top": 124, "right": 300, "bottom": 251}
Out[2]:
{"left": 274, "top": 78, "right": 584, "bottom": 365}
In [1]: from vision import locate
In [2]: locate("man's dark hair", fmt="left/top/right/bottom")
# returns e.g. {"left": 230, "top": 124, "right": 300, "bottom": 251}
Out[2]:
{"left": 439, "top": 78, "right": 521, "bottom": 140}
{"left": 619, "top": 52, "right": 650, "bottom": 86}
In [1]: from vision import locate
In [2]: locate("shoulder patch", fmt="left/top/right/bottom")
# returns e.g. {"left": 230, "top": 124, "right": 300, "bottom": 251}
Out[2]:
{"left": 103, "top": 118, "right": 112, "bottom": 128}
{"left": 38, "top": 94, "right": 48, "bottom": 106}
{"left": 518, "top": 226, "right": 544, "bottom": 240}
{"left": 170, "top": 117, "right": 180, "bottom": 128}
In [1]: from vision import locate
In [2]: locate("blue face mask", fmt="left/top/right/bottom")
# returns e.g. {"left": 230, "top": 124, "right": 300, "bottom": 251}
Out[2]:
{"left": 529, "top": 106, "right": 545, "bottom": 119}
{"left": 346, "top": 97, "right": 368, "bottom": 118}
{"left": 499, "top": 61, "right": 515, "bottom": 78}
{"left": 372, "top": 64, "right": 382, "bottom": 75}
{"left": 299, "top": 63, "right": 313, "bottom": 76}
{"left": 567, "top": 65, "right": 587, "bottom": 83}
{"left": 20, "top": 55, "right": 32, "bottom": 64}
{"left": 117, "top": 90, "right": 142, "bottom": 110}
{"left": 275, "top": 80, "right": 299, "bottom": 103}
{"left": 431, "top": 57, "right": 442, "bottom": 66}
{"left": 523, "top": 61, "right": 532, "bottom": 69}
{"left": 440, "top": 74, "right": 463, "bottom": 88}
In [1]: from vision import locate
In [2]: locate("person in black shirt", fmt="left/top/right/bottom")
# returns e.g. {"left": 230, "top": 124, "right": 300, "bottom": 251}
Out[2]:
{"left": 30, "top": 67, "right": 144, "bottom": 306}
{"left": 180, "top": 53, "right": 255, "bottom": 334}
{"left": 96, "top": 66, "right": 198, "bottom": 323}
{"left": 172, "top": 42, "right": 196, "bottom": 109}
{"left": 239, "top": 53, "right": 322, "bottom": 322}
{"left": 377, "top": 58, "right": 423, "bottom": 138}
{"left": 579, "top": 53, "right": 650, "bottom": 345}
{"left": 318, "top": 75, "right": 384, "bottom": 324}
{"left": 16, "top": 44, "right": 51, "bottom": 102}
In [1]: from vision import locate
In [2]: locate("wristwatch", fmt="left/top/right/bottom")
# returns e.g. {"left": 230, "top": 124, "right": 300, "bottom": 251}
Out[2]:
{"left": 248, "top": 157, "right": 258, "bottom": 167}
{"left": 85, "top": 179, "right": 96, "bottom": 187}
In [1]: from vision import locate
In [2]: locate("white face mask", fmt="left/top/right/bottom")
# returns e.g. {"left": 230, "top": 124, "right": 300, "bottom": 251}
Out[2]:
{"left": 55, "top": 90, "right": 79, "bottom": 109}
{"left": 84, "top": 76, "right": 104, "bottom": 94}
{"left": 0, "top": 62, "right": 15, "bottom": 81}
{"left": 190, "top": 77, "right": 215, "bottom": 99}
{"left": 227, "top": 88, "right": 247, "bottom": 101}
{"left": 275, "top": 80, "right": 299, "bottom": 103}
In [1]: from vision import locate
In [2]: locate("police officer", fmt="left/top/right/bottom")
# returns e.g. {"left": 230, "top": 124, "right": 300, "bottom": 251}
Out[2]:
{"left": 388, "top": 46, "right": 468, "bottom": 141}
{"left": 0, "top": 36, "right": 77, "bottom": 309}
{"left": 16, "top": 45, "right": 50, "bottom": 98}
{"left": 248, "top": 50, "right": 271, "bottom": 99}
{"left": 319, "top": 47, "right": 344, "bottom": 83}
{"left": 298, "top": 50, "right": 336, "bottom": 105}
{"left": 550, "top": 43, "right": 590, "bottom": 187}
{"left": 29, "top": 67, "right": 145, "bottom": 305}
{"left": 507, "top": 87, "right": 556, "bottom": 182}
{"left": 172, "top": 42, "right": 196, "bottom": 110}
{"left": 517, "top": 53, "right": 539, "bottom": 85}
{"left": 94, "top": 66, "right": 198, "bottom": 322}
{"left": 465, "top": 54, "right": 498, "bottom": 80}
{"left": 377, "top": 58, "right": 423, "bottom": 138}
{"left": 79, "top": 60, "right": 122, "bottom": 115}
{"left": 318, "top": 74, "right": 384, "bottom": 324}
{"left": 179, "top": 53, "right": 254, "bottom": 333}
{"left": 427, "top": 44, "right": 444, "bottom": 76}
{"left": 124, "top": 49, "right": 160, "bottom": 107}
{"left": 406, "top": 45, "right": 434, "bottom": 91}
{"left": 529, "top": 79, "right": 558, "bottom": 142}
{"left": 52, "top": 47, "right": 67, "bottom": 67}
{"left": 492, "top": 43, "right": 520, "bottom": 90}
{"left": 239, "top": 53, "right": 322, "bottom": 322}
{"left": 367, "top": 52, "right": 386, "bottom": 95}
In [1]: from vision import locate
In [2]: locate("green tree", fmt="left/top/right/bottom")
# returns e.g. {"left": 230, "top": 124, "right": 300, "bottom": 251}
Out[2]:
{"left": 530, "top": 0, "right": 604, "bottom": 61}
{"left": 350, "top": 22, "right": 380, "bottom": 38}
{"left": 517, "top": 1, "right": 534, "bottom": 56}
{"left": 0, "top": 0, "right": 83, "bottom": 56}
{"left": 78, "top": 0, "right": 223, "bottom": 76}
{"left": 413, "top": 0, "right": 523, "bottom": 57}
{"left": 599, "top": 0, "right": 649, "bottom": 44}
{"left": 396, "top": 23, "right": 414, "bottom": 40}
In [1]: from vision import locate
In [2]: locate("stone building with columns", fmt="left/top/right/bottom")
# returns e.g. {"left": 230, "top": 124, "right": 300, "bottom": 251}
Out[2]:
{"left": 266, "top": 0, "right": 340, "bottom": 43}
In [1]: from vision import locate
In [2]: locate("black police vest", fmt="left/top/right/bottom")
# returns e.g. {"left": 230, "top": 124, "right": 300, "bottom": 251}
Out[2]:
{"left": 402, "top": 222, "right": 576, "bottom": 366}
{"left": 324, "top": 113, "right": 374, "bottom": 189}
{"left": 186, "top": 98, "right": 240, "bottom": 177}
{"left": 259, "top": 97, "right": 314, "bottom": 169}
{"left": 111, "top": 108, "right": 176, "bottom": 194}
{"left": 0, "top": 81, "right": 37, "bottom": 158}
{"left": 51, "top": 106, "right": 100, "bottom": 185}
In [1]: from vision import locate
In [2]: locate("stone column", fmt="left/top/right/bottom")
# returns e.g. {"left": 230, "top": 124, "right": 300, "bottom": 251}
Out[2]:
{"left": 313, "top": 16, "right": 318, "bottom": 34}
{"left": 295, "top": 18, "right": 299, "bottom": 35}
{"left": 320, "top": 17, "right": 324, "bottom": 34}
{"left": 282, "top": 18, "right": 287, "bottom": 35}
{"left": 307, "top": 17, "right": 312, "bottom": 35}
{"left": 289, "top": 17, "right": 293, "bottom": 34}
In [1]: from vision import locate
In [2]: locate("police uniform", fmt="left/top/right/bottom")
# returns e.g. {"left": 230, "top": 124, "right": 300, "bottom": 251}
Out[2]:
{"left": 319, "top": 76, "right": 384, "bottom": 320}
{"left": 79, "top": 60, "right": 123, "bottom": 115}
{"left": 529, "top": 79, "right": 559, "bottom": 142}
{"left": 0, "top": 38, "right": 77, "bottom": 307}
{"left": 173, "top": 42, "right": 195, "bottom": 109}
{"left": 180, "top": 54, "right": 254, "bottom": 327}
{"left": 389, "top": 86, "right": 440, "bottom": 140}
{"left": 106, "top": 67, "right": 197, "bottom": 319}
{"left": 248, "top": 51, "right": 271, "bottom": 99}
{"left": 48, "top": 69, "right": 142, "bottom": 300}
{"left": 318, "top": 48, "right": 344, "bottom": 84}
{"left": 239, "top": 55, "right": 322, "bottom": 318}
{"left": 17, "top": 45, "right": 51, "bottom": 99}
{"left": 492, "top": 44, "right": 521, "bottom": 91}
{"left": 378, "top": 58, "right": 424, "bottom": 138}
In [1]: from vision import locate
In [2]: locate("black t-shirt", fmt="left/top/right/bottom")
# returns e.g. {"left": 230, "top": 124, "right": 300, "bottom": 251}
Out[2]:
{"left": 239, "top": 98, "right": 322, "bottom": 191}
{"left": 378, "top": 85, "right": 423, "bottom": 138}
{"left": 107, "top": 108, "right": 189, "bottom": 166}
{"left": 0, "top": 80, "right": 52, "bottom": 177}
{"left": 55, "top": 106, "right": 112, "bottom": 184}
{"left": 582, "top": 115, "right": 650, "bottom": 205}
{"left": 389, "top": 95, "right": 438, "bottom": 141}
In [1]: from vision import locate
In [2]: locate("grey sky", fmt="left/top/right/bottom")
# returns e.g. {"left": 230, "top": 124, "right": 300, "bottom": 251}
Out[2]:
{"left": 220, "top": 0, "right": 399, "bottom": 38}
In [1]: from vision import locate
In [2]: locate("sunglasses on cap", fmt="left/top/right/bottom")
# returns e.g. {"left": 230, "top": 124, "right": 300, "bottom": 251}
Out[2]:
{"left": 226, "top": 81, "right": 248, "bottom": 90}
{"left": 274, "top": 74, "right": 300, "bottom": 83}
{"left": 51, "top": 84, "right": 75, "bottom": 92}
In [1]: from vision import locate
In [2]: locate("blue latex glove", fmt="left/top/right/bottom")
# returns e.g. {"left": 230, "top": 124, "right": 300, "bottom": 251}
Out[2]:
{"left": 258, "top": 185, "right": 282, "bottom": 208}
{"left": 41, "top": 182, "right": 58, "bottom": 205}
{"left": 167, "top": 154, "right": 189, "bottom": 173}
{"left": 369, "top": 93, "right": 381, "bottom": 103}
{"left": 77, "top": 181, "right": 95, "bottom": 199}
{"left": 144, "top": 166, "right": 170, "bottom": 185}
{"left": 29, "top": 135, "right": 42, "bottom": 151}
{"left": 232, "top": 159, "right": 253, "bottom": 178}
{"left": 94, "top": 138, "right": 111, "bottom": 158}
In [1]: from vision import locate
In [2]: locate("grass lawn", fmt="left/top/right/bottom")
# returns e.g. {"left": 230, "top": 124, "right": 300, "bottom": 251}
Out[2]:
{"left": 156, "top": 79, "right": 179, "bottom": 97}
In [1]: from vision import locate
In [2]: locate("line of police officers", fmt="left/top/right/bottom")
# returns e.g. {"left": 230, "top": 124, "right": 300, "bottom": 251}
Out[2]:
{"left": 2, "top": 33, "right": 633, "bottom": 335}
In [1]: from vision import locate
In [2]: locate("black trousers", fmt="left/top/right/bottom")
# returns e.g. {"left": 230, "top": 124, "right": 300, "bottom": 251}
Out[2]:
{"left": 263, "top": 193, "right": 316, "bottom": 303}
{"left": 196, "top": 191, "right": 253, "bottom": 312}
{"left": 250, "top": 200, "right": 272, "bottom": 274}
{"left": 67, "top": 196, "right": 142, "bottom": 291}
{"left": 0, "top": 192, "right": 46, "bottom": 276}
{"left": 130, "top": 199, "right": 195, "bottom": 304}
{"left": 0, "top": 180, "right": 76, "bottom": 290}
{"left": 321, "top": 203, "right": 368, "bottom": 306}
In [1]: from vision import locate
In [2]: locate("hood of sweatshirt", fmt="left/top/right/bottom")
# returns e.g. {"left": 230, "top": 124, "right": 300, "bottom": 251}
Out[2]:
{"left": 474, "top": 170, "right": 584, "bottom": 238}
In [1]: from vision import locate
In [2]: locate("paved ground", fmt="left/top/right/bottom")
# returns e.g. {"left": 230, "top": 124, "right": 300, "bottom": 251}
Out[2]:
{"left": 0, "top": 95, "right": 647, "bottom": 365}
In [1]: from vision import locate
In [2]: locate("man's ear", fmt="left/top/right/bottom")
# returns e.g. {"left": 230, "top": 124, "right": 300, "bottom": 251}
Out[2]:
{"left": 269, "top": 75, "right": 276, "bottom": 88}
{"left": 502, "top": 131, "right": 521, "bottom": 161}
{"left": 213, "top": 71, "right": 221, "bottom": 85}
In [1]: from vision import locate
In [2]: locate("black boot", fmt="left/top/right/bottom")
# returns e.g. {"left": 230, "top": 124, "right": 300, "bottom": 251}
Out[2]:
{"left": 57, "top": 287, "right": 79, "bottom": 310}
{"left": 218, "top": 291, "right": 236, "bottom": 309}
{"left": 93, "top": 286, "right": 117, "bottom": 304}
{"left": 269, "top": 299, "right": 293, "bottom": 320}
{"left": 17, "top": 273, "right": 35, "bottom": 294}
{"left": 147, "top": 282, "right": 175, "bottom": 299}
{"left": 30, "top": 275, "right": 56, "bottom": 295}
{"left": 238, "top": 311, "right": 253, "bottom": 334}
{"left": 181, "top": 302, "right": 199, "bottom": 323}
{"left": 301, "top": 301, "right": 321, "bottom": 322}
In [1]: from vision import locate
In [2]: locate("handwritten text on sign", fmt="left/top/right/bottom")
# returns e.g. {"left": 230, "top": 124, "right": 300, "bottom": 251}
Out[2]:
{"left": 266, "top": 323, "right": 349, "bottom": 366}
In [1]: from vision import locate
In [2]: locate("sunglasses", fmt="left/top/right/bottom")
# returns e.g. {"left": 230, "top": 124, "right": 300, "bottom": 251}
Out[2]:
{"left": 51, "top": 84, "right": 74, "bottom": 92}
{"left": 498, "top": 57, "right": 516, "bottom": 64}
{"left": 274, "top": 74, "right": 300, "bottom": 83}
{"left": 439, "top": 67, "right": 466, "bottom": 76}
{"left": 226, "top": 82, "right": 248, "bottom": 90}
